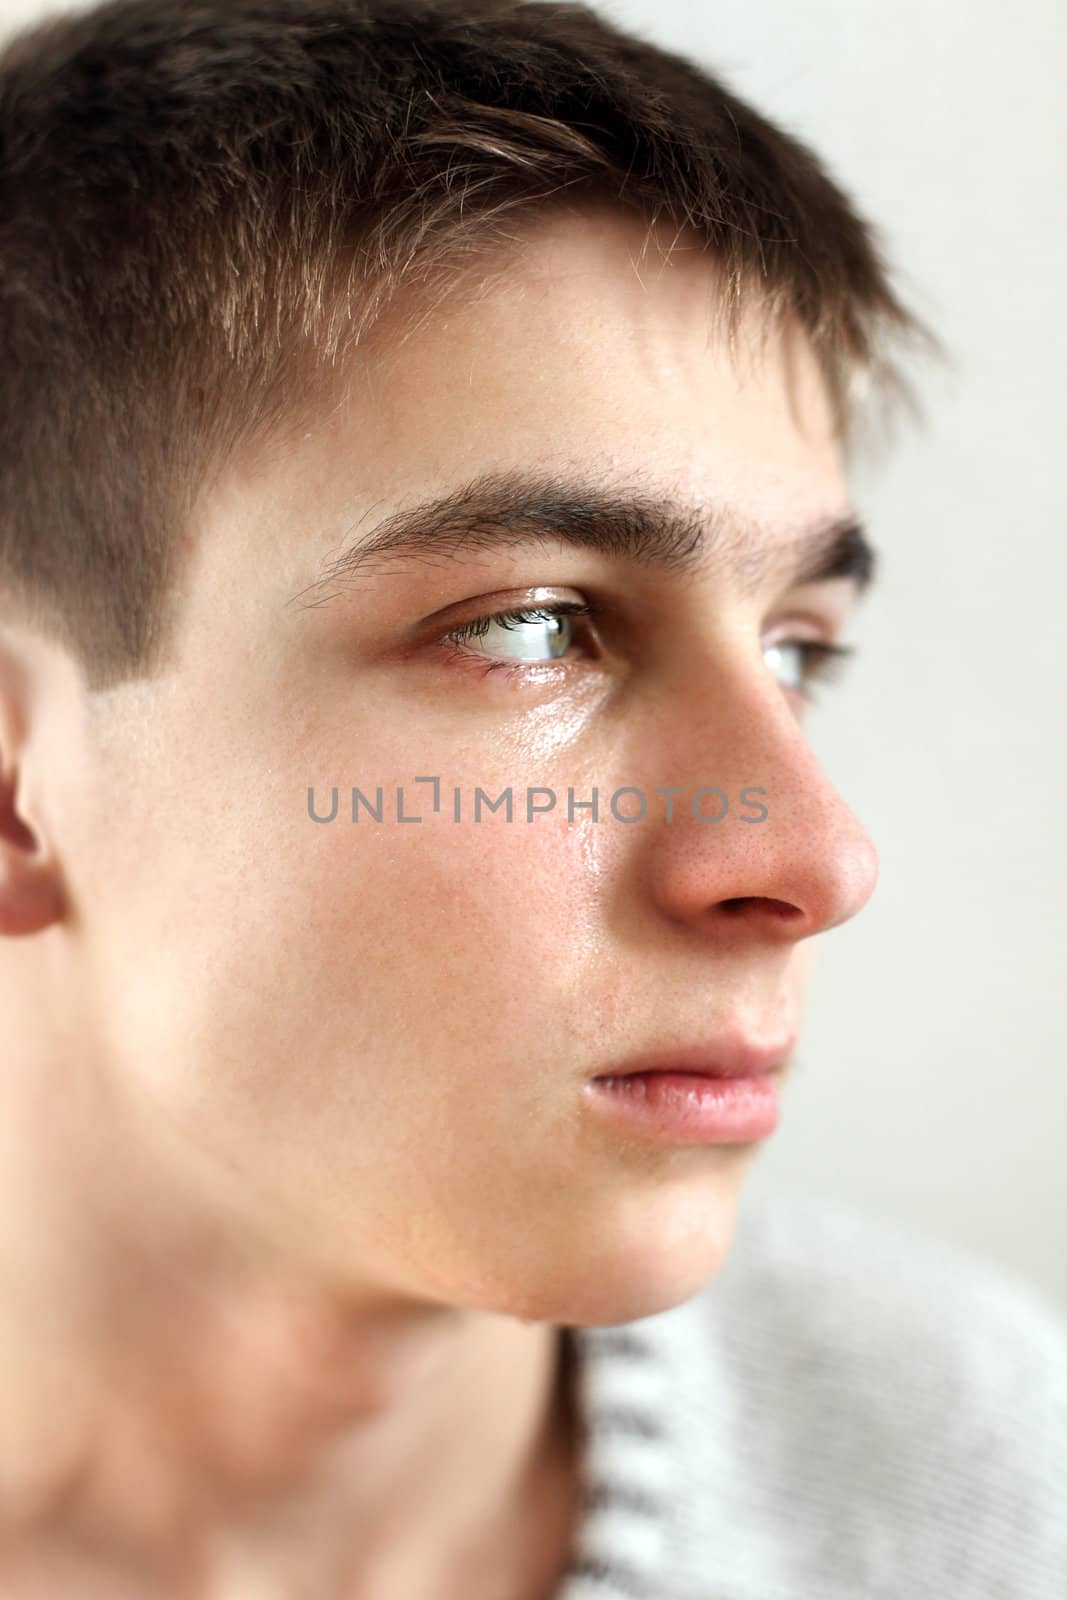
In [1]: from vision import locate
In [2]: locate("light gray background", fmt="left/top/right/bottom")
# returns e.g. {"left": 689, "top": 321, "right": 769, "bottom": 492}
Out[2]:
{"left": 3, "top": 0, "right": 1065, "bottom": 1310}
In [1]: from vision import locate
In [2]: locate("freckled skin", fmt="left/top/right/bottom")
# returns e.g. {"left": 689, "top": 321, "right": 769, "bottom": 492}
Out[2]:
{"left": 0, "top": 201, "right": 877, "bottom": 1592}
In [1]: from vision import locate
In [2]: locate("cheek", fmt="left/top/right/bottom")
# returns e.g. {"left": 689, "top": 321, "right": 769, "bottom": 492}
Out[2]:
{"left": 152, "top": 795, "right": 618, "bottom": 1166}
{"left": 97, "top": 707, "right": 622, "bottom": 1122}
{"left": 287, "top": 800, "right": 613, "bottom": 1052}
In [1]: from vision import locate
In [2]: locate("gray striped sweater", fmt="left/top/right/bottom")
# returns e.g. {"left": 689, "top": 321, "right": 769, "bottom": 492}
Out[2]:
{"left": 553, "top": 1182, "right": 1067, "bottom": 1600}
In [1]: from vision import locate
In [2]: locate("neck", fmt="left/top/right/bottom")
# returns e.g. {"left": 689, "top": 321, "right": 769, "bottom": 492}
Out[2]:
{"left": 0, "top": 1047, "right": 582, "bottom": 1597}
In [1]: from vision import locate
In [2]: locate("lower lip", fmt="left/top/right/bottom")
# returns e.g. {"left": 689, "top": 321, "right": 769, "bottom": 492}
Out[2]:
{"left": 584, "top": 1071, "right": 780, "bottom": 1145}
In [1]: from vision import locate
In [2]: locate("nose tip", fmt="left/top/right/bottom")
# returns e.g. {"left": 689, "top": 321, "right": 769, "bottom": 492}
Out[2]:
{"left": 802, "top": 812, "right": 880, "bottom": 935}
{"left": 769, "top": 783, "right": 879, "bottom": 939}
{"left": 636, "top": 653, "right": 882, "bottom": 946}
{"left": 648, "top": 770, "right": 880, "bottom": 944}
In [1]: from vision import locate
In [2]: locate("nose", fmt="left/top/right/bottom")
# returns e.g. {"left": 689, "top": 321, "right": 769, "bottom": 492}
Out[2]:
{"left": 637, "top": 662, "right": 879, "bottom": 944}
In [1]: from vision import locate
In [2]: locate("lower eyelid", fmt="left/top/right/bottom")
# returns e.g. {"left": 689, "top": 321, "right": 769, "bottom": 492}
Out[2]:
{"left": 430, "top": 639, "right": 574, "bottom": 686}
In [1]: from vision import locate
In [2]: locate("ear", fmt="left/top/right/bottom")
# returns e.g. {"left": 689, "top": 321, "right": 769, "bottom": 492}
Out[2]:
{"left": 0, "top": 640, "right": 66, "bottom": 937}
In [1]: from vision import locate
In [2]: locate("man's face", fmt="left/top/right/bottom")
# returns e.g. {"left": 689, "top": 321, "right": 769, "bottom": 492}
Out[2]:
{"left": 61, "top": 205, "right": 877, "bottom": 1325}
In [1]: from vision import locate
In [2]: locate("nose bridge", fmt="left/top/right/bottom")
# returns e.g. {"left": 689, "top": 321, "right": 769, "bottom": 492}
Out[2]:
{"left": 634, "top": 666, "right": 879, "bottom": 940}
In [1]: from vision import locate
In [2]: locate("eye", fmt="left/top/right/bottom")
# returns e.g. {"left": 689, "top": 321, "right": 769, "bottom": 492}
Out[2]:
{"left": 763, "top": 638, "right": 855, "bottom": 701}
{"left": 440, "top": 600, "right": 603, "bottom": 670}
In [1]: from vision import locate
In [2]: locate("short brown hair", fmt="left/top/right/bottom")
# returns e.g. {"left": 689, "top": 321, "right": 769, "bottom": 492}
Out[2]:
{"left": 0, "top": 0, "right": 931, "bottom": 690}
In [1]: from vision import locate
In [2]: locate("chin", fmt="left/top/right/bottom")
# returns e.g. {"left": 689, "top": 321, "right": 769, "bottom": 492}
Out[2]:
{"left": 505, "top": 1187, "right": 745, "bottom": 1329}
{"left": 574, "top": 1228, "right": 739, "bottom": 1328}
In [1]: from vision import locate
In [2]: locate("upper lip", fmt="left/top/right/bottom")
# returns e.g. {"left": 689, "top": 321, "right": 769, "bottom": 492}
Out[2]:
{"left": 592, "top": 1036, "right": 796, "bottom": 1081}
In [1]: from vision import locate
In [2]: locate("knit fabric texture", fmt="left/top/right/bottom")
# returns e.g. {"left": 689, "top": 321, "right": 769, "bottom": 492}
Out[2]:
{"left": 553, "top": 1182, "right": 1067, "bottom": 1600}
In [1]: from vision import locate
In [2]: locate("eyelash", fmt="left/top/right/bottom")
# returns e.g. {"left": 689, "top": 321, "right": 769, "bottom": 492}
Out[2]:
{"left": 440, "top": 601, "right": 604, "bottom": 678}
{"left": 784, "top": 641, "right": 856, "bottom": 701}
{"left": 439, "top": 600, "right": 856, "bottom": 700}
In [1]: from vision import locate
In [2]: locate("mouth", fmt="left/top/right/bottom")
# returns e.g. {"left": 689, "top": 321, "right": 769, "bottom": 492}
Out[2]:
{"left": 584, "top": 1036, "right": 794, "bottom": 1146}
{"left": 590, "top": 1035, "right": 795, "bottom": 1083}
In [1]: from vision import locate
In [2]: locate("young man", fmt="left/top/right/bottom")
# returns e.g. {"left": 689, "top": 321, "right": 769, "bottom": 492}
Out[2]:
{"left": 0, "top": 1, "right": 1063, "bottom": 1596}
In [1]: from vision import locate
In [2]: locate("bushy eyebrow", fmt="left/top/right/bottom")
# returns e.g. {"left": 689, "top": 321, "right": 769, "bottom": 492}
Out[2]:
{"left": 286, "top": 466, "right": 877, "bottom": 610}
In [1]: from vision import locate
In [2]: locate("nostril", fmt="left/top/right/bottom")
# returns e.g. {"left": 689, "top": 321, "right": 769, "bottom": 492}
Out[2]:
{"left": 719, "top": 896, "right": 804, "bottom": 918}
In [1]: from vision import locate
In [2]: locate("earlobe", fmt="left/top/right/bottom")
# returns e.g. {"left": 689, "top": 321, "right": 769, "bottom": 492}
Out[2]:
{"left": 0, "top": 858, "right": 65, "bottom": 936}
{"left": 0, "top": 763, "right": 66, "bottom": 936}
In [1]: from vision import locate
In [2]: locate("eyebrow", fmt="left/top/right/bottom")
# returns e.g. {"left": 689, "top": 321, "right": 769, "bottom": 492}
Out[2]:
{"left": 287, "top": 467, "right": 877, "bottom": 610}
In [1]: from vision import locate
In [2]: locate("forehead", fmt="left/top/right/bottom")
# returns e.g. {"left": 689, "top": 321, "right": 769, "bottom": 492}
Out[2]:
{"left": 194, "top": 203, "right": 850, "bottom": 613}
{"left": 338, "top": 201, "right": 846, "bottom": 515}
